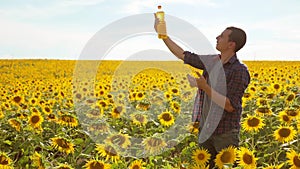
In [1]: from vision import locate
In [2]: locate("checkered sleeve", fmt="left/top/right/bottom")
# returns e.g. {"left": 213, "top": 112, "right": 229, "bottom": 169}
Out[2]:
{"left": 226, "top": 66, "right": 250, "bottom": 111}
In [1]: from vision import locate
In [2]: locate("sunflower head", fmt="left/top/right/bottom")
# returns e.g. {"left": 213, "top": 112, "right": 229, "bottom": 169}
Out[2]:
{"left": 0, "top": 152, "right": 12, "bottom": 167}
{"left": 256, "top": 98, "right": 269, "bottom": 107}
{"left": 111, "top": 104, "right": 125, "bottom": 119}
{"left": 274, "top": 125, "right": 297, "bottom": 143}
{"left": 242, "top": 115, "right": 265, "bottom": 132}
{"left": 192, "top": 148, "right": 211, "bottom": 166}
{"left": 28, "top": 112, "right": 44, "bottom": 128}
{"left": 237, "top": 147, "right": 257, "bottom": 168}
{"left": 129, "top": 160, "right": 145, "bottom": 169}
{"left": 215, "top": 146, "right": 237, "bottom": 169}
{"left": 170, "top": 101, "right": 181, "bottom": 114}
{"left": 158, "top": 110, "right": 175, "bottom": 127}
{"left": 285, "top": 93, "right": 295, "bottom": 103}
{"left": 286, "top": 149, "right": 300, "bottom": 169}
{"left": 96, "top": 144, "right": 120, "bottom": 163}
{"left": 58, "top": 114, "right": 78, "bottom": 128}
{"left": 278, "top": 111, "right": 292, "bottom": 124}
{"left": 255, "top": 106, "right": 272, "bottom": 116}
{"left": 105, "top": 133, "right": 131, "bottom": 149}
{"left": 130, "top": 113, "right": 148, "bottom": 126}
{"left": 135, "top": 101, "right": 151, "bottom": 111}
{"left": 51, "top": 137, "right": 74, "bottom": 154}
{"left": 84, "top": 159, "right": 111, "bottom": 169}
{"left": 8, "top": 118, "right": 21, "bottom": 132}
{"left": 142, "top": 136, "right": 167, "bottom": 155}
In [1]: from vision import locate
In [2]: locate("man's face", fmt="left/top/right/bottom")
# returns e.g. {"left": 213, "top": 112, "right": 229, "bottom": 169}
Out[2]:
{"left": 216, "top": 29, "right": 235, "bottom": 52}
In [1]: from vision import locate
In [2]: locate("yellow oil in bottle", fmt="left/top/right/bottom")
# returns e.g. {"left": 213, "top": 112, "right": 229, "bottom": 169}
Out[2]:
{"left": 156, "top": 5, "right": 167, "bottom": 39}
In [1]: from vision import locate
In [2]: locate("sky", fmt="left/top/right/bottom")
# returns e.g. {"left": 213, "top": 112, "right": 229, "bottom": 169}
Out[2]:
{"left": 0, "top": 0, "right": 300, "bottom": 61}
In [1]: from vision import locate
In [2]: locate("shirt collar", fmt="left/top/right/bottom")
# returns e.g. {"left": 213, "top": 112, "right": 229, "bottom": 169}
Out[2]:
{"left": 227, "top": 54, "right": 238, "bottom": 64}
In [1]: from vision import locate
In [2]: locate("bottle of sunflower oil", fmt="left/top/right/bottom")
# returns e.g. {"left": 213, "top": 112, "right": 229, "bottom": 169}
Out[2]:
{"left": 156, "top": 5, "right": 168, "bottom": 39}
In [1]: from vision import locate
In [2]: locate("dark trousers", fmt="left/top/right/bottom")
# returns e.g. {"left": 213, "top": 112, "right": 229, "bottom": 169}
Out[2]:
{"left": 198, "top": 129, "right": 239, "bottom": 169}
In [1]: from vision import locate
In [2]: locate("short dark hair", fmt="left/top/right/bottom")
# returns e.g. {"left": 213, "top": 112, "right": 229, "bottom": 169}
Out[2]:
{"left": 226, "top": 26, "right": 247, "bottom": 52}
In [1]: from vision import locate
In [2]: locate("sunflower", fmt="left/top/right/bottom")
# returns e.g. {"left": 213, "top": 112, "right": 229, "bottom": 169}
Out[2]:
{"left": 164, "top": 91, "right": 172, "bottom": 101}
{"left": 278, "top": 111, "right": 292, "bottom": 124}
{"left": 57, "top": 114, "right": 78, "bottom": 128}
{"left": 170, "top": 100, "right": 181, "bottom": 114}
{"left": 29, "top": 97, "right": 38, "bottom": 106}
{"left": 28, "top": 111, "right": 44, "bottom": 128}
{"left": 105, "top": 133, "right": 131, "bottom": 149}
{"left": 96, "top": 100, "right": 110, "bottom": 110}
{"left": 86, "top": 108, "right": 104, "bottom": 118}
{"left": 129, "top": 92, "right": 137, "bottom": 102}
{"left": 192, "top": 148, "right": 211, "bottom": 166}
{"left": 47, "top": 113, "right": 57, "bottom": 122}
{"left": 285, "top": 93, "right": 295, "bottom": 104}
{"left": 135, "top": 91, "right": 146, "bottom": 101}
{"left": 243, "top": 92, "right": 252, "bottom": 101}
{"left": 255, "top": 106, "right": 272, "bottom": 116}
{"left": 84, "top": 159, "right": 110, "bottom": 169}
{"left": 262, "top": 163, "right": 284, "bottom": 169}
{"left": 51, "top": 137, "right": 74, "bottom": 154}
{"left": 189, "top": 163, "right": 209, "bottom": 169}
{"left": 237, "top": 147, "right": 257, "bottom": 169}
{"left": 130, "top": 113, "right": 148, "bottom": 126}
{"left": 273, "top": 83, "right": 281, "bottom": 91}
{"left": 241, "top": 114, "right": 265, "bottom": 132}
{"left": 286, "top": 149, "right": 300, "bottom": 169}
{"left": 142, "top": 136, "right": 167, "bottom": 154}
{"left": 95, "top": 144, "right": 120, "bottom": 162}
{"left": 256, "top": 98, "right": 269, "bottom": 107}
{"left": 187, "top": 122, "right": 200, "bottom": 134}
{"left": 8, "top": 118, "right": 21, "bottom": 131}
{"left": 88, "top": 122, "right": 110, "bottom": 134}
{"left": 56, "top": 163, "right": 74, "bottom": 169}
{"left": 158, "top": 110, "right": 175, "bottom": 127}
{"left": 128, "top": 160, "right": 145, "bottom": 169}
{"left": 2, "top": 102, "right": 11, "bottom": 110}
{"left": 111, "top": 104, "right": 125, "bottom": 119}
{"left": 16, "top": 111, "right": 28, "bottom": 120}
{"left": 11, "top": 95, "right": 24, "bottom": 105}
{"left": 41, "top": 105, "right": 52, "bottom": 114}
{"left": 215, "top": 146, "right": 237, "bottom": 169}
{"left": 0, "top": 152, "right": 13, "bottom": 169}
{"left": 273, "top": 125, "right": 296, "bottom": 143}
{"left": 96, "top": 89, "right": 107, "bottom": 98}
{"left": 285, "top": 108, "right": 300, "bottom": 119}
{"left": 169, "top": 87, "right": 180, "bottom": 96}
{"left": 30, "top": 151, "right": 45, "bottom": 169}
{"left": 136, "top": 101, "right": 151, "bottom": 111}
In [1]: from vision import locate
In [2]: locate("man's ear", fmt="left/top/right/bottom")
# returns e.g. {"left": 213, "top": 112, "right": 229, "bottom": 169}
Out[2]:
{"left": 229, "top": 41, "right": 236, "bottom": 51}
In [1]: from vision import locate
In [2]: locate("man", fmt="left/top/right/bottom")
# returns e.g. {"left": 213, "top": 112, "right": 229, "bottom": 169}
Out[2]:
{"left": 154, "top": 16, "right": 250, "bottom": 168}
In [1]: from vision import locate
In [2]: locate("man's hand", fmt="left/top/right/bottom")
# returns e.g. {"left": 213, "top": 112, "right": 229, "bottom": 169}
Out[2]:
{"left": 154, "top": 13, "right": 159, "bottom": 33}
{"left": 187, "top": 72, "right": 209, "bottom": 90}
{"left": 154, "top": 13, "right": 167, "bottom": 36}
{"left": 187, "top": 74, "right": 197, "bottom": 87}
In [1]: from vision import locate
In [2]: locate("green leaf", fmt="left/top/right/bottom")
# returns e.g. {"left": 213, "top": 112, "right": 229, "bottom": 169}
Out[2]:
{"left": 3, "top": 140, "right": 12, "bottom": 145}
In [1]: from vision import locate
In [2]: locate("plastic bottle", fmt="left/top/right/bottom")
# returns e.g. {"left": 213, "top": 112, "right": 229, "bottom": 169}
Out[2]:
{"left": 156, "top": 5, "right": 167, "bottom": 39}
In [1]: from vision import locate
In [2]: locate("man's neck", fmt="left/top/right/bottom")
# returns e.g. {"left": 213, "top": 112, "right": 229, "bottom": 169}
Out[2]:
{"left": 220, "top": 51, "right": 236, "bottom": 64}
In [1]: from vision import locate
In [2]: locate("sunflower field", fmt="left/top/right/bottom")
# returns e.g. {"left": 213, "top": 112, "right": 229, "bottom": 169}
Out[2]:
{"left": 0, "top": 59, "right": 299, "bottom": 169}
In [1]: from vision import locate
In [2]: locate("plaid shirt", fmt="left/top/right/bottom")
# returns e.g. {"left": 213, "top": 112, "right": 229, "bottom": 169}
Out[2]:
{"left": 184, "top": 51, "right": 250, "bottom": 135}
